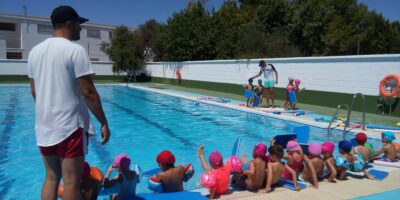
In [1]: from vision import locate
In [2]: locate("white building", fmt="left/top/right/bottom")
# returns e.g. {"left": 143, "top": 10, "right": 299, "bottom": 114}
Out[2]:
{"left": 0, "top": 12, "right": 127, "bottom": 61}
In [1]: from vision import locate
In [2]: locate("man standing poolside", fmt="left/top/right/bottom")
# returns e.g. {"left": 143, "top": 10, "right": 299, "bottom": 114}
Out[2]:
{"left": 27, "top": 6, "right": 110, "bottom": 200}
{"left": 251, "top": 60, "right": 278, "bottom": 108}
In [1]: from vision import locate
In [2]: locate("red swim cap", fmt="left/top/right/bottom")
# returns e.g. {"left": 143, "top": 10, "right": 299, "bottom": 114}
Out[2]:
{"left": 156, "top": 150, "right": 176, "bottom": 165}
{"left": 356, "top": 132, "right": 367, "bottom": 145}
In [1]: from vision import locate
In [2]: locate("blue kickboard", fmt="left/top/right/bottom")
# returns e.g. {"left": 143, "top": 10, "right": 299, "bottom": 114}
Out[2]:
{"left": 366, "top": 124, "right": 400, "bottom": 131}
{"left": 231, "top": 137, "right": 242, "bottom": 156}
{"left": 295, "top": 126, "right": 310, "bottom": 144}
{"left": 368, "top": 169, "right": 388, "bottom": 181}
{"left": 143, "top": 168, "right": 160, "bottom": 177}
{"left": 122, "top": 192, "right": 208, "bottom": 200}
{"left": 274, "top": 134, "right": 297, "bottom": 148}
{"left": 278, "top": 179, "right": 307, "bottom": 190}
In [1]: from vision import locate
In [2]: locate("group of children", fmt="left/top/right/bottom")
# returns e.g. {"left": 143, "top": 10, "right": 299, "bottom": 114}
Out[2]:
{"left": 71, "top": 131, "right": 397, "bottom": 200}
{"left": 243, "top": 77, "right": 304, "bottom": 109}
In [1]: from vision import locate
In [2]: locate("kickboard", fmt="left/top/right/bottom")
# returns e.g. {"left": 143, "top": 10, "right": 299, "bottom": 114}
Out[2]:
{"left": 231, "top": 137, "right": 242, "bottom": 157}
{"left": 274, "top": 134, "right": 297, "bottom": 148}
{"left": 366, "top": 124, "right": 400, "bottom": 131}
{"left": 123, "top": 192, "right": 208, "bottom": 200}
{"left": 368, "top": 169, "right": 389, "bottom": 181}
{"left": 277, "top": 179, "right": 307, "bottom": 191}
{"left": 295, "top": 126, "right": 310, "bottom": 144}
{"left": 143, "top": 168, "right": 160, "bottom": 177}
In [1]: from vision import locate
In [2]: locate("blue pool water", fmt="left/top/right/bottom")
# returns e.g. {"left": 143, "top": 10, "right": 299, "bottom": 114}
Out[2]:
{"left": 0, "top": 84, "right": 383, "bottom": 199}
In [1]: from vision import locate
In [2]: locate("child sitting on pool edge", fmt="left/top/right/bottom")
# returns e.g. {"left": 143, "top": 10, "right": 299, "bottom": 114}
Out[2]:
{"left": 298, "top": 143, "right": 322, "bottom": 189}
{"left": 370, "top": 131, "right": 397, "bottom": 162}
{"left": 232, "top": 142, "right": 267, "bottom": 191}
{"left": 352, "top": 132, "right": 374, "bottom": 180}
{"left": 265, "top": 144, "right": 301, "bottom": 192}
{"left": 319, "top": 142, "right": 337, "bottom": 182}
{"left": 154, "top": 150, "right": 185, "bottom": 193}
{"left": 198, "top": 146, "right": 231, "bottom": 199}
{"left": 104, "top": 154, "right": 138, "bottom": 200}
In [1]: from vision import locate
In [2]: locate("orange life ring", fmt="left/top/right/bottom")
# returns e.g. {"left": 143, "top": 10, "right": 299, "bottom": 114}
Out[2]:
{"left": 89, "top": 167, "right": 104, "bottom": 184}
{"left": 379, "top": 74, "right": 400, "bottom": 97}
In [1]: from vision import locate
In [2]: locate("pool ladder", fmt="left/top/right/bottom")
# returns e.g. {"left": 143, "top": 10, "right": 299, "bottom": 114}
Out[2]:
{"left": 327, "top": 93, "right": 366, "bottom": 139}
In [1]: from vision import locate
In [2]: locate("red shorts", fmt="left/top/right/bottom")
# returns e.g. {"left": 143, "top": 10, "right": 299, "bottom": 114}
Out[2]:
{"left": 39, "top": 128, "right": 88, "bottom": 158}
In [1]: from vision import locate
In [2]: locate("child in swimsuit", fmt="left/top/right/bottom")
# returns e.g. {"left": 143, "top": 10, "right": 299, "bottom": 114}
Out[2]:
{"left": 336, "top": 140, "right": 355, "bottom": 180}
{"left": 244, "top": 79, "right": 254, "bottom": 107}
{"left": 298, "top": 143, "right": 322, "bottom": 189}
{"left": 104, "top": 154, "right": 138, "bottom": 200}
{"left": 233, "top": 143, "right": 267, "bottom": 190}
{"left": 320, "top": 142, "right": 337, "bottom": 182}
{"left": 292, "top": 79, "right": 305, "bottom": 110}
{"left": 265, "top": 144, "right": 301, "bottom": 193}
{"left": 253, "top": 79, "right": 264, "bottom": 107}
{"left": 283, "top": 141, "right": 304, "bottom": 180}
{"left": 198, "top": 146, "right": 231, "bottom": 199}
{"left": 370, "top": 131, "right": 397, "bottom": 162}
{"left": 154, "top": 150, "right": 185, "bottom": 193}
{"left": 284, "top": 77, "right": 296, "bottom": 110}
{"left": 352, "top": 132, "right": 374, "bottom": 179}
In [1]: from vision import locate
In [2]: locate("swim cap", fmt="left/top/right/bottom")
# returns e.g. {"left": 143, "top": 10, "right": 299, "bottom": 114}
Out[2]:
{"left": 382, "top": 131, "right": 395, "bottom": 142}
{"left": 338, "top": 140, "right": 352, "bottom": 153}
{"left": 113, "top": 153, "right": 131, "bottom": 169}
{"left": 308, "top": 143, "right": 322, "bottom": 157}
{"left": 295, "top": 79, "right": 301, "bottom": 85}
{"left": 321, "top": 142, "right": 335, "bottom": 154}
{"left": 156, "top": 150, "right": 175, "bottom": 165}
{"left": 288, "top": 77, "right": 294, "bottom": 81}
{"left": 209, "top": 150, "right": 223, "bottom": 169}
{"left": 258, "top": 79, "right": 262, "bottom": 83}
{"left": 253, "top": 143, "right": 267, "bottom": 157}
{"left": 355, "top": 132, "right": 367, "bottom": 145}
{"left": 286, "top": 140, "right": 301, "bottom": 153}
{"left": 248, "top": 78, "right": 253, "bottom": 83}
{"left": 82, "top": 161, "right": 91, "bottom": 178}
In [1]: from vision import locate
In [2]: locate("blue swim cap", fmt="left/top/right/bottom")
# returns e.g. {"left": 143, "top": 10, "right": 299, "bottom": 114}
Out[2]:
{"left": 258, "top": 79, "right": 262, "bottom": 83}
{"left": 338, "top": 140, "right": 352, "bottom": 153}
{"left": 382, "top": 131, "right": 395, "bottom": 142}
{"left": 248, "top": 78, "right": 253, "bottom": 83}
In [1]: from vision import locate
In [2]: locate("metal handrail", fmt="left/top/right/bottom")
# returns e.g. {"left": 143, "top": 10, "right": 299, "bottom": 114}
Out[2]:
{"left": 344, "top": 93, "right": 366, "bottom": 132}
{"left": 327, "top": 104, "right": 349, "bottom": 138}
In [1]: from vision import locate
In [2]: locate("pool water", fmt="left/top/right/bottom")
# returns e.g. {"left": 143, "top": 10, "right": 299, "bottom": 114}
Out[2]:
{"left": 0, "top": 85, "right": 383, "bottom": 199}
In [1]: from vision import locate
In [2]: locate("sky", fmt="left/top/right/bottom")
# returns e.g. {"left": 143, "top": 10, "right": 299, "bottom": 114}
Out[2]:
{"left": 0, "top": 0, "right": 399, "bottom": 28}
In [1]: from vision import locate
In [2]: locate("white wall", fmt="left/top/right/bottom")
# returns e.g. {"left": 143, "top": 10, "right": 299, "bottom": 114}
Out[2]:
{"left": 146, "top": 54, "right": 400, "bottom": 96}
{"left": 0, "top": 59, "right": 114, "bottom": 76}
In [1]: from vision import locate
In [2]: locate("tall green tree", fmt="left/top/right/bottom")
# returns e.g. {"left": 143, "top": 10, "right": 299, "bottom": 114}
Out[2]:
{"left": 137, "top": 19, "right": 165, "bottom": 61}
{"left": 163, "top": 1, "right": 215, "bottom": 61}
{"left": 100, "top": 26, "right": 144, "bottom": 81}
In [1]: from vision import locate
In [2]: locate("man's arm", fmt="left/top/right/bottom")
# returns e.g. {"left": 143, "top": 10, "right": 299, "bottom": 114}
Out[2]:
{"left": 29, "top": 79, "right": 36, "bottom": 102}
{"left": 77, "top": 75, "right": 110, "bottom": 144}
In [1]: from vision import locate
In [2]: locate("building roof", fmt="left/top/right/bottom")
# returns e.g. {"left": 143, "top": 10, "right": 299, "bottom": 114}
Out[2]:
{"left": 0, "top": 12, "right": 135, "bottom": 30}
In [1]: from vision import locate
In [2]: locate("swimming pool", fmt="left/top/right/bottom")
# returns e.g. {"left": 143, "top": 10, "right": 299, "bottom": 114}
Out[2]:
{"left": 0, "top": 84, "right": 383, "bottom": 199}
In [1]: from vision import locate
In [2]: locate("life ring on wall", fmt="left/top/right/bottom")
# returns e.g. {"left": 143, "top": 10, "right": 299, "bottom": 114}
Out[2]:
{"left": 379, "top": 74, "right": 400, "bottom": 97}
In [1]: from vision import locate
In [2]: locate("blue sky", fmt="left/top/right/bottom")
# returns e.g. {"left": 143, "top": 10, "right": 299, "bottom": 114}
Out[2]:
{"left": 0, "top": 0, "right": 398, "bottom": 28}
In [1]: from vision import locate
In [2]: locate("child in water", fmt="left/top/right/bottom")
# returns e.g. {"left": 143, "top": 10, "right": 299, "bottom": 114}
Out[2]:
{"left": 104, "top": 154, "right": 138, "bottom": 200}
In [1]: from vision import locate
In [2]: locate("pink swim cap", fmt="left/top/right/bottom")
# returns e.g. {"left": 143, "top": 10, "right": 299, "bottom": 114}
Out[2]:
{"left": 308, "top": 143, "right": 322, "bottom": 157}
{"left": 113, "top": 153, "right": 131, "bottom": 169}
{"left": 286, "top": 140, "right": 301, "bottom": 152}
{"left": 209, "top": 151, "right": 223, "bottom": 169}
{"left": 229, "top": 156, "right": 242, "bottom": 173}
{"left": 253, "top": 143, "right": 267, "bottom": 157}
{"left": 295, "top": 79, "right": 301, "bottom": 85}
{"left": 321, "top": 142, "right": 335, "bottom": 154}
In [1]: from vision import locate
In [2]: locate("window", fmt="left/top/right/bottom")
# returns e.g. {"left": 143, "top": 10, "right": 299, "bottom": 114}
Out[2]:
{"left": 87, "top": 29, "right": 100, "bottom": 39}
{"left": 6, "top": 52, "right": 22, "bottom": 59}
{"left": 0, "top": 22, "right": 16, "bottom": 31}
{"left": 109, "top": 31, "right": 113, "bottom": 40}
{"left": 37, "top": 24, "right": 53, "bottom": 34}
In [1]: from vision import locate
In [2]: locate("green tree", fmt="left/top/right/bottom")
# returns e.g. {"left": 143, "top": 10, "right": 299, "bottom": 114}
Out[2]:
{"left": 163, "top": 1, "right": 215, "bottom": 61}
{"left": 389, "top": 21, "right": 400, "bottom": 53}
{"left": 137, "top": 19, "right": 165, "bottom": 61}
{"left": 100, "top": 26, "right": 144, "bottom": 81}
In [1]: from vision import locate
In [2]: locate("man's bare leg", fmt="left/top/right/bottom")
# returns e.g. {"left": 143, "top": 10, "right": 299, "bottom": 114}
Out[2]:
{"left": 61, "top": 156, "right": 84, "bottom": 200}
{"left": 41, "top": 155, "right": 61, "bottom": 200}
